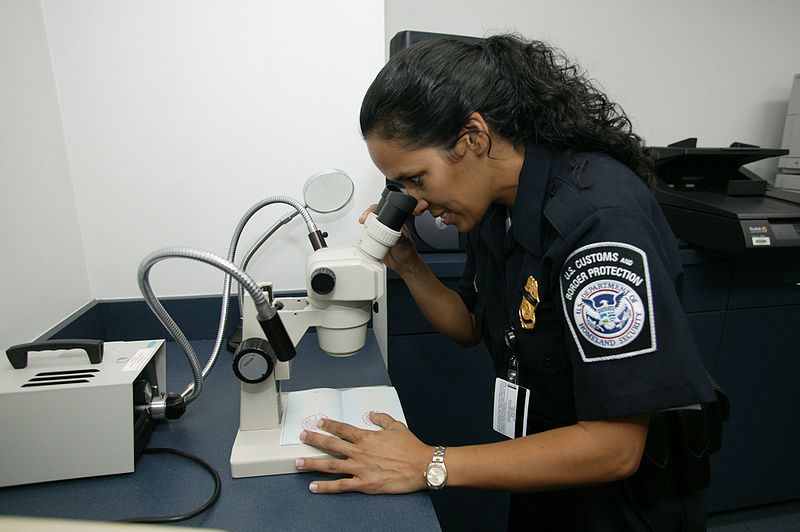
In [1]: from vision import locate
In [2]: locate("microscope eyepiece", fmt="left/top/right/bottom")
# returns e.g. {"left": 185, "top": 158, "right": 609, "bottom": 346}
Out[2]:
{"left": 375, "top": 191, "right": 418, "bottom": 232}
{"left": 355, "top": 187, "right": 418, "bottom": 262}
{"left": 374, "top": 184, "right": 404, "bottom": 213}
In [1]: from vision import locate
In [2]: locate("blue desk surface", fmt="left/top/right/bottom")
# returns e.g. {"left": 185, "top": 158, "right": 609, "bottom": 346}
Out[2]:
{"left": 0, "top": 333, "right": 441, "bottom": 531}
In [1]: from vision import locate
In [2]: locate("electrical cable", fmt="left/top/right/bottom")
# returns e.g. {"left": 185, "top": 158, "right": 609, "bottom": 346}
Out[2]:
{"left": 115, "top": 447, "right": 221, "bottom": 524}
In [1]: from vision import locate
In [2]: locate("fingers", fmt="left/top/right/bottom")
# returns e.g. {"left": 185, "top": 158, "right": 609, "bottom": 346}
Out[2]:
{"left": 300, "top": 428, "right": 353, "bottom": 456}
{"left": 308, "top": 477, "right": 360, "bottom": 494}
{"left": 300, "top": 413, "right": 400, "bottom": 450}
{"left": 295, "top": 416, "right": 386, "bottom": 493}
{"left": 369, "top": 411, "right": 401, "bottom": 429}
{"left": 295, "top": 457, "right": 361, "bottom": 493}
{"left": 297, "top": 414, "right": 430, "bottom": 495}
{"left": 318, "top": 417, "right": 366, "bottom": 443}
{"left": 296, "top": 455, "right": 349, "bottom": 475}
{"left": 359, "top": 204, "right": 378, "bottom": 224}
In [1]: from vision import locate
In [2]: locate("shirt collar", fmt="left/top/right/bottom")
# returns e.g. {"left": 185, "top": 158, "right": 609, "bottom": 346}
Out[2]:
{"left": 510, "top": 144, "right": 555, "bottom": 256}
{"left": 478, "top": 203, "right": 507, "bottom": 262}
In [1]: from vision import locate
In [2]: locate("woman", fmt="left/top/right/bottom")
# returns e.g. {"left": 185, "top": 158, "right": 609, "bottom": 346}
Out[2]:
{"left": 296, "top": 34, "right": 716, "bottom": 530}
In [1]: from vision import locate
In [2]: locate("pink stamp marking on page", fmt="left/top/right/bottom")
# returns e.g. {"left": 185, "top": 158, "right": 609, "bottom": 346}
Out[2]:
{"left": 362, "top": 411, "right": 376, "bottom": 427}
{"left": 301, "top": 413, "right": 329, "bottom": 431}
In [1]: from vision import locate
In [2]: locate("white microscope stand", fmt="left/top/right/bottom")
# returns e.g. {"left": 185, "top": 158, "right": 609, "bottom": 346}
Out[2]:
{"left": 230, "top": 215, "right": 397, "bottom": 477}
{"left": 229, "top": 295, "right": 372, "bottom": 477}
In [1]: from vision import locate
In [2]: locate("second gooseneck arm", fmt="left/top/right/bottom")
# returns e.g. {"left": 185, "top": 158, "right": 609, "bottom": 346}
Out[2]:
{"left": 138, "top": 195, "right": 319, "bottom": 410}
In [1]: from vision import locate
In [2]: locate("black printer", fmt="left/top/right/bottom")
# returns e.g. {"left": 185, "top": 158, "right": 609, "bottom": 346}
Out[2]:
{"left": 652, "top": 138, "right": 800, "bottom": 256}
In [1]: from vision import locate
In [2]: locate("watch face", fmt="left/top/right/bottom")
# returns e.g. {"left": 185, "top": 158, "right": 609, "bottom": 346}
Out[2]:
{"left": 427, "top": 464, "right": 446, "bottom": 487}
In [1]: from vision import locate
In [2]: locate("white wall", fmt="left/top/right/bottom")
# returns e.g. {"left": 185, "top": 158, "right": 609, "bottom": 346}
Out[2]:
{"left": 0, "top": 0, "right": 385, "bottom": 346}
{"left": 386, "top": 0, "right": 800, "bottom": 179}
{"left": 43, "top": 0, "right": 385, "bottom": 300}
{"left": 0, "top": 0, "right": 91, "bottom": 347}
{"left": 4, "top": 0, "right": 797, "bottom": 347}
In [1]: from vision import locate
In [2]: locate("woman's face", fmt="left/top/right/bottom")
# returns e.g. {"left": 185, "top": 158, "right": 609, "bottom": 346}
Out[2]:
{"left": 365, "top": 136, "right": 492, "bottom": 233}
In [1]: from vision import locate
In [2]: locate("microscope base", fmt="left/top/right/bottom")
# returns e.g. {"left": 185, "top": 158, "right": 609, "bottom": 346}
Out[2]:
{"left": 230, "top": 426, "right": 336, "bottom": 477}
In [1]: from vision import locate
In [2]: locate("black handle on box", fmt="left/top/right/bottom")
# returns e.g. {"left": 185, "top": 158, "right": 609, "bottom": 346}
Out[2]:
{"left": 5, "top": 339, "right": 104, "bottom": 369}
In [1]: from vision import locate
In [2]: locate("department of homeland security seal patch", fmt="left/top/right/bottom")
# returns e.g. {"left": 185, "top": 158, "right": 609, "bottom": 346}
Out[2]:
{"left": 560, "top": 242, "right": 656, "bottom": 362}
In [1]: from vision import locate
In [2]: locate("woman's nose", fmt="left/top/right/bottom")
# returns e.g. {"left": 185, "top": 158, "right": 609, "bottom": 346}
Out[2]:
{"left": 412, "top": 197, "right": 429, "bottom": 216}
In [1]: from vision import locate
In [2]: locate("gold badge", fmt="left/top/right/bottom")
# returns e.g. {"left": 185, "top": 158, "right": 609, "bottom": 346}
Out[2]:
{"left": 519, "top": 276, "right": 540, "bottom": 330}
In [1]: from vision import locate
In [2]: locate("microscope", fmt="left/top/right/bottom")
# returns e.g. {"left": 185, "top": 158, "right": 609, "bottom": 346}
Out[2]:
{"left": 229, "top": 187, "right": 416, "bottom": 477}
{"left": 136, "top": 173, "right": 416, "bottom": 477}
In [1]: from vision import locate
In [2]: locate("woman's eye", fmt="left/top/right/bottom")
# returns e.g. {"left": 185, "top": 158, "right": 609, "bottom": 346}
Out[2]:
{"left": 408, "top": 175, "right": 421, "bottom": 185}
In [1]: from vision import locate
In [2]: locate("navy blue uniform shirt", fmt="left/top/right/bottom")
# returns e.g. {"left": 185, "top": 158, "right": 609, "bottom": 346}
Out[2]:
{"left": 457, "top": 144, "right": 715, "bottom": 530}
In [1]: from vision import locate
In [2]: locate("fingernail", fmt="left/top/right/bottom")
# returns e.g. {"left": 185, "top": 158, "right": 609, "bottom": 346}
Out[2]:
{"left": 309, "top": 483, "right": 319, "bottom": 493}
{"left": 317, "top": 418, "right": 325, "bottom": 428}
{"left": 300, "top": 431, "right": 307, "bottom": 441}
{"left": 296, "top": 458, "right": 305, "bottom": 468}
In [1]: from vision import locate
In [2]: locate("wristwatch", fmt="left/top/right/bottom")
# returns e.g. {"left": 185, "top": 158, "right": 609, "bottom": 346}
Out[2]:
{"left": 425, "top": 446, "right": 447, "bottom": 490}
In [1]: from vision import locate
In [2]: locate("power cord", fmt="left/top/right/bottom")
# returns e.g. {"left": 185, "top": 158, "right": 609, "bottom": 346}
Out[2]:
{"left": 116, "top": 448, "right": 221, "bottom": 524}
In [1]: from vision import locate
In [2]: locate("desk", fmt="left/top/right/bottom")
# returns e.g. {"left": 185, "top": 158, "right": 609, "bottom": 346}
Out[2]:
{"left": 0, "top": 333, "right": 441, "bottom": 531}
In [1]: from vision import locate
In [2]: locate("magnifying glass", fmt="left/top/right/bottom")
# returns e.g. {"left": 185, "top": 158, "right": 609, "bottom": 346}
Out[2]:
{"left": 302, "top": 168, "right": 354, "bottom": 214}
{"left": 227, "top": 169, "right": 355, "bottom": 352}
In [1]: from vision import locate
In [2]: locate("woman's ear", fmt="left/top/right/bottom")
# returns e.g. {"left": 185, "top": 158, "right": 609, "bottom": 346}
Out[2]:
{"left": 459, "top": 112, "right": 492, "bottom": 156}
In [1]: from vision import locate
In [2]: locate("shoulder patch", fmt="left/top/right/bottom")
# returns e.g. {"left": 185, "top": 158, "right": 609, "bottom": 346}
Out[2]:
{"left": 560, "top": 242, "right": 656, "bottom": 362}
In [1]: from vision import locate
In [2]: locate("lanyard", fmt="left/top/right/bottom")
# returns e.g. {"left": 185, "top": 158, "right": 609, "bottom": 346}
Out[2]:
{"left": 502, "top": 208, "right": 520, "bottom": 383}
{"left": 504, "top": 325, "right": 519, "bottom": 384}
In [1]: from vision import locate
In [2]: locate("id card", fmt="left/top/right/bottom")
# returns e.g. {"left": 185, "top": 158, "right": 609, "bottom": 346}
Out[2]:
{"left": 492, "top": 378, "right": 530, "bottom": 439}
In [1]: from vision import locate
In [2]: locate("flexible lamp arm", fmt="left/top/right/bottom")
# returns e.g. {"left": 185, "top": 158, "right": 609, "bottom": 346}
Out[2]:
{"left": 137, "top": 247, "right": 295, "bottom": 410}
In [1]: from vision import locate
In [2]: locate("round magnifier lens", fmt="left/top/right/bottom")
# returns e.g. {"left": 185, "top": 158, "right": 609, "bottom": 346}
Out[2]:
{"left": 303, "top": 169, "right": 355, "bottom": 214}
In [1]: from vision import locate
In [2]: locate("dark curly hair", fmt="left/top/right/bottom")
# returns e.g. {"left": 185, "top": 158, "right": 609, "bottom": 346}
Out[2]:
{"left": 360, "top": 34, "right": 654, "bottom": 186}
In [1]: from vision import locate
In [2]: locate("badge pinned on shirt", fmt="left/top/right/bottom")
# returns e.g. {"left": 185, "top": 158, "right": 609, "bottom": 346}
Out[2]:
{"left": 518, "top": 276, "right": 540, "bottom": 329}
{"left": 560, "top": 242, "right": 656, "bottom": 362}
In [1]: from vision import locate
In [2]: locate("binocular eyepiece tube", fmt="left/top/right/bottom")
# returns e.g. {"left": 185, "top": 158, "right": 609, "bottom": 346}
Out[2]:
{"left": 374, "top": 186, "right": 417, "bottom": 232}
{"left": 358, "top": 187, "right": 418, "bottom": 261}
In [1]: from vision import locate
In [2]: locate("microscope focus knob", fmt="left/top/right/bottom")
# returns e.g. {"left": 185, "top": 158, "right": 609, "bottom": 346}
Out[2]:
{"left": 233, "top": 337, "right": 274, "bottom": 384}
{"left": 310, "top": 267, "right": 336, "bottom": 295}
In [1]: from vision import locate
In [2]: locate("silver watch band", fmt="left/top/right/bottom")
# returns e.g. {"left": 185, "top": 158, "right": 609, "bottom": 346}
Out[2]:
{"left": 425, "top": 445, "right": 447, "bottom": 490}
{"left": 432, "top": 446, "right": 445, "bottom": 464}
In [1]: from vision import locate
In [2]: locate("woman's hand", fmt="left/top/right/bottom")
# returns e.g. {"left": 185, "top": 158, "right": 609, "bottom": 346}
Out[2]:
{"left": 357, "top": 204, "right": 378, "bottom": 225}
{"left": 296, "top": 412, "right": 432, "bottom": 494}
{"left": 360, "top": 204, "right": 421, "bottom": 276}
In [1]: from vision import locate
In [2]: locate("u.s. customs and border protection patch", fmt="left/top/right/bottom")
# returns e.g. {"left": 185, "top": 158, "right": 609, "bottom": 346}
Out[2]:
{"left": 560, "top": 242, "right": 656, "bottom": 362}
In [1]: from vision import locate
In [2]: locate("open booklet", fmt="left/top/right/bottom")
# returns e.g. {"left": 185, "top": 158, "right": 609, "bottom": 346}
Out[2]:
{"left": 279, "top": 385, "right": 406, "bottom": 446}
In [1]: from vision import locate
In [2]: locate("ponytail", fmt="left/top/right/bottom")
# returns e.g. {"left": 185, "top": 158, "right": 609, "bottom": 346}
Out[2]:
{"left": 360, "top": 34, "right": 654, "bottom": 185}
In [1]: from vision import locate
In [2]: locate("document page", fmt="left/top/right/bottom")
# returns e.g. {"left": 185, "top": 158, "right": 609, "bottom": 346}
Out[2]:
{"left": 341, "top": 386, "right": 406, "bottom": 431}
{"left": 280, "top": 386, "right": 405, "bottom": 445}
